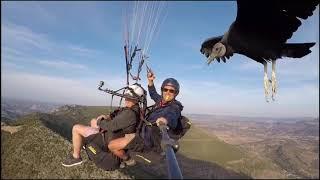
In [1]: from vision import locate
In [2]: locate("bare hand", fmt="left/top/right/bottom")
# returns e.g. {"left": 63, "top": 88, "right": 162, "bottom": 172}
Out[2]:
{"left": 147, "top": 72, "right": 155, "bottom": 81}
{"left": 97, "top": 115, "right": 107, "bottom": 121}
{"left": 156, "top": 117, "right": 168, "bottom": 127}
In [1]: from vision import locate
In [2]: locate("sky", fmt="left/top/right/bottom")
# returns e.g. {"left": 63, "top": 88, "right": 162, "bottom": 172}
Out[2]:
{"left": 1, "top": 1, "right": 319, "bottom": 118}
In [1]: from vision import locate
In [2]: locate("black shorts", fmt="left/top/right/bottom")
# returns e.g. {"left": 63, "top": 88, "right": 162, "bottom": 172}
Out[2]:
{"left": 83, "top": 133, "right": 120, "bottom": 171}
{"left": 125, "top": 133, "right": 145, "bottom": 152}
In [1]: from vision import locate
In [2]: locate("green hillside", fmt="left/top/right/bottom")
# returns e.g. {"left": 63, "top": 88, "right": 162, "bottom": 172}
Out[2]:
{"left": 179, "top": 125, "right": 245, "bottom": 166}
{"left": 178, "top": 124, "right": 286, "bottom": 178}
{"left": 52, "top": 105, "right": 113, "bottom": 123}
{"left": 1, "top": 113, "right": 161, "bottom": 179}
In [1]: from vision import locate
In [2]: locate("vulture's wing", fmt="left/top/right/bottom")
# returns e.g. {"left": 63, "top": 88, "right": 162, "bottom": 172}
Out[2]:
{"left": 200, "top": 35, "right": 223, "bottom": 57}
{"left": 235, "top": 0, "right": 319, "bottom": 45}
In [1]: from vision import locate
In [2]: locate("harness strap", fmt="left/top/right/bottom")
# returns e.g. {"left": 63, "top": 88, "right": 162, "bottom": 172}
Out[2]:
{"left": 101, "top": 132, "right": 106, "bottom": 147}
{"left": 136, "top": 101, "right": 174, "bottom": 134}
{"left": 142, "top": 118, "right": 153, "bottom": 126}
{"left": 145, "top": 100, "right": 177, "bottom": 119}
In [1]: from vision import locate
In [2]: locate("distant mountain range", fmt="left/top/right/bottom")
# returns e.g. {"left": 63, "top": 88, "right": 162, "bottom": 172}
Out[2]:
{"left": 3, "top": 97, "right": 315, "bottom": 123}
{"left": 186, "top": 113, "right": 317, "bottom": 123}
{"left": 189, "top": 114, "right": 319, "bottom": 178}
{"left": 1, "top": 97, "right": 63, "bottom": 121}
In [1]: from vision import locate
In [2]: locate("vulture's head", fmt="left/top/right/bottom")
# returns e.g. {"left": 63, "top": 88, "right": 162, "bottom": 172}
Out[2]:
{"left": 207, "top": 42, "right": 226, "bottom": 64}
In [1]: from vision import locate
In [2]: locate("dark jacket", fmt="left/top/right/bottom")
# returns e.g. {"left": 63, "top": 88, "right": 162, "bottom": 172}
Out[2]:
{"left": 99, "top": 104, "right": 140, "bottom": 137}
{"left": 147, "top": 84, "right": 183, "bottom": 128}
{"left": 140, "top": 84, "right": 183, "bottom": 149}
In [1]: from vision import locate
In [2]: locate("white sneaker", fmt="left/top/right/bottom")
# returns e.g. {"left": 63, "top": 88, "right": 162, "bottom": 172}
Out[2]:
{"left": 120, "top": 158, "right": 136, "bottom": 168}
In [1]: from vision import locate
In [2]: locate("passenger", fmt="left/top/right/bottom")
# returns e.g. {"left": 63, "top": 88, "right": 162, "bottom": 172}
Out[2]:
{"left": 62, "top": 84, "right": 145, "bottom": 169}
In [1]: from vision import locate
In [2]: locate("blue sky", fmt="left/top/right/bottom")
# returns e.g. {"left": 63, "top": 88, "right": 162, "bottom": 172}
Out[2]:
{"left": 2, "top": 1, "right": 319, "bottom": 118}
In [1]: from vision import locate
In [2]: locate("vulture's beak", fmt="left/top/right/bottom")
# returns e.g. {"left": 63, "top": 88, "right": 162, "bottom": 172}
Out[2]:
{"left": 207, "top": 52, "right": 217, "bottom": 65}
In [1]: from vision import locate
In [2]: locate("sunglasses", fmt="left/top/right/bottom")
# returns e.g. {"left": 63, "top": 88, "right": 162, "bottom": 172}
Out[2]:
{"left": 162, "top": 88, "right": 176, "bottom": 93}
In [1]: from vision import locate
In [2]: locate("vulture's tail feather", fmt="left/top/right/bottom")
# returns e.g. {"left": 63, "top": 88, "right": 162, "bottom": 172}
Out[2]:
{"left": 282, "top": 43, "right": 316, "bottom": 58}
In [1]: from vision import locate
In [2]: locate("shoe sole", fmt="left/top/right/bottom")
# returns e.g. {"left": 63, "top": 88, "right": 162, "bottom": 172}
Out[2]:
{"left": 125, "top": 162, "right": 136, "bottom": 166}
{"left": 120, "top": 161, "right": 136, "bottom": 169}
{"left": 124, "top": 160, "right": 136, "bottom": 167}
{"left": 62, "top": 161, "right": 83, "bottom": 167}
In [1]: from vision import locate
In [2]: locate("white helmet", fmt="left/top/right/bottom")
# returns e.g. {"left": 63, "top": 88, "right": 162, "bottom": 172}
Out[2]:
{"left": 124, "top": 84, "right": 145, "bottom": 99}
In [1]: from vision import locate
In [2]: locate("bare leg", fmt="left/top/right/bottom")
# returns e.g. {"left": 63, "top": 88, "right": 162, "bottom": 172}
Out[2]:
{"left": 271, "top": 60, "right": 277, "bottom": 101}
{"left": 108, "top": 138, "right": 129, "bottom": 160}
{"left": 113, "top": 149, "right": 128, "bottom": 160}
{"left": 72, "top": 125, "right": 83, "bottom": 159}
{"left": 72, "top": 124, "right": 99, "bottom": 159}
{"left": 108, "top": 133, "right": 135, "bottom": 160}
{"left": 90, "top": 118, "right": 99, "bottom": 128}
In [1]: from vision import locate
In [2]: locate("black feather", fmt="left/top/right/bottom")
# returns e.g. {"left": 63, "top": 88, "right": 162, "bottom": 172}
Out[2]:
{"left": 282, "top": 43, "right": 316, "bottom": 58}
{"left": 221, "top": 56, "right": 226, "bottom": 63}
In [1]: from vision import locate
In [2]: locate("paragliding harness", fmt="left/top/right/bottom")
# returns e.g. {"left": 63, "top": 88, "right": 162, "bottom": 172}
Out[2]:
{"left": 139, "top": 101, "right": 191, "bottom": 144}
{"left": 127, "top": 101, "right": 190, "bottom": 179}
{"left": 83, "top": 132, "right": 119, "bottom": 171}
{"left": 135, "top": 100, "right": 191, "bottom": 154}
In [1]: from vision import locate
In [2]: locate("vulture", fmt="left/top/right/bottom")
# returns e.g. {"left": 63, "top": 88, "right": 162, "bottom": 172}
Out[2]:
{"left": 200, "top": 0, "right": 319, "bottom": 102}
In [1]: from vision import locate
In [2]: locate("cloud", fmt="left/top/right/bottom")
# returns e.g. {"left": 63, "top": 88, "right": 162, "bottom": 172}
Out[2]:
{"left": 180, "top": 41, "right": 201, "bottom": 53}
{"left": 1, "top": 70, "right": 126, "bottom": 106}
{"left": 179, "top": 64, "right": 207, "bottom": 71}
{"left": 67, "top": 45, "right": 100, "bottom": 56}
{"left": 237, "top": 59, "right": 261, "bottom": 71}
{"left": 2, "top": 49, "right": 89, "bottom": 72}
{"left": 277, "top": 45, "right": 319, "bottom": 82}
{"left": 2, "top": 22, "right": 106, "bottom": 59}
{"left": 233, "top": 43, "right": 319, "bottom": 85}
{"left": 2, "top": 1, "right": 58, "bottom": 26}
{"left": 1, "top": 22, "right": 120, "bottom": 77}
{"left": 37, "top": 60, "right": 88, "bottom": 70}
{"left": 1, "top": 21, "right": 140, "bottom": 105}
{"left": 2, "top": 47, "right": 26, "bottom": 57}
{"left": 178, "top": 78, "right": 318, "bottom": 118}
{"left": 1, "top": 62, "right": 24, "bottom": 70}
{"left": 2, "top": 1, "right": 114, "bottom": 39}
{"left": 2, "top": 23, "right": 54, "bottom": 52}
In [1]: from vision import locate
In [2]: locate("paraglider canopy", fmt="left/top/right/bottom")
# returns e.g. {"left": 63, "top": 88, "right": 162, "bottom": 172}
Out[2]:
{"left": 122, "top": 1, "right": 169, "bottom": 85}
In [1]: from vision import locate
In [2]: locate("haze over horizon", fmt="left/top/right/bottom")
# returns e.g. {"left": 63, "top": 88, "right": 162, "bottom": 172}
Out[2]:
{"left": 1, "top": 96, "right": 318, "bottom": 120}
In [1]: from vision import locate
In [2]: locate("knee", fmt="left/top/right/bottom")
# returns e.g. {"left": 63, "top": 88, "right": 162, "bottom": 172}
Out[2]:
{"left": 90, "top": 118, "right": 97, "bottom": 127}
{"left": 90, "top": 118, "right": 96, "bottom": 123}
{"left": 72, "top": 124, "right": 80, "bottom": 133}
{"left": 108, "top": 141, "right": 119, "bottom": 152}
{"left": 108, "top": 142, "right": 114, "bottom": 151}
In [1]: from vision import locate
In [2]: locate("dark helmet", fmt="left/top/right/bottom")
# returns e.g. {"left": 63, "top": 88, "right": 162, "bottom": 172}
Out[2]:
{"left": 161, "top": 78, "right": 180, "bottom": 94}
